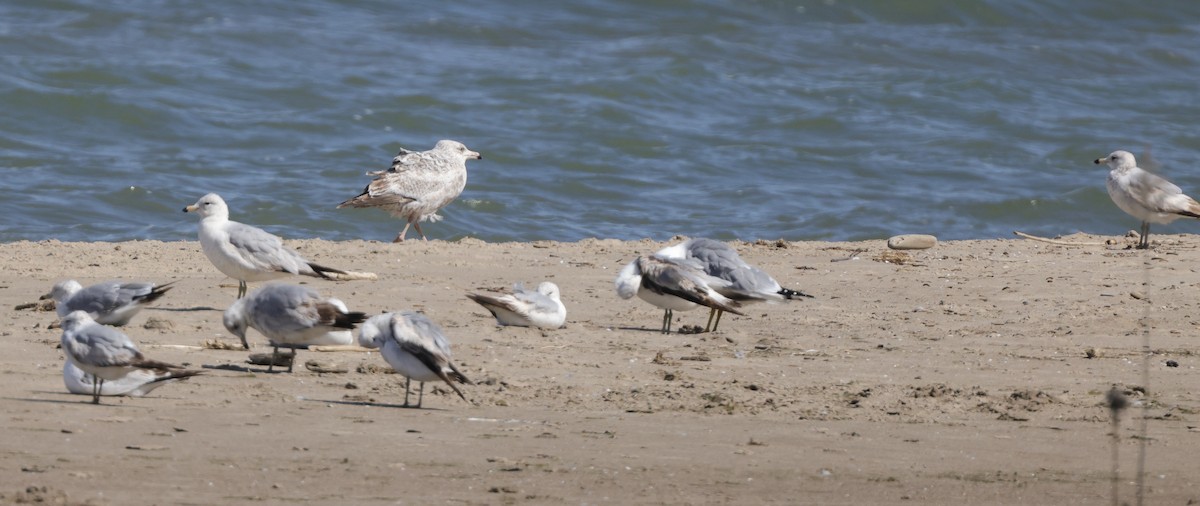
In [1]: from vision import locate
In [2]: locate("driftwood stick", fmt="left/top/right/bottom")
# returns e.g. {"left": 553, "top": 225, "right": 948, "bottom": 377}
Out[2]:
{"left": 1013, "top": 231, "right": 1107, "bottom": 246}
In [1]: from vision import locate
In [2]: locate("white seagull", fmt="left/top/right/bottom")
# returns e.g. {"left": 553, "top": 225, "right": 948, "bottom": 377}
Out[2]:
{"left": 59, "top": 310, "right": 196, "bottom": 404}
{"left": 1097, "top": 150, "right": 1200, "bottom": 249}
{"left": 654, "top": 238, "right": 813, "bottom": 331}
{"left": 466, "top": 282, "right": 566, "bottom": 329}
{"left": 63, "top": 361, "right": 201, "bottom": 398}
{"left": 358, "top": 312, "right": 471, "bottom": 408}
{"left": 615, "top": 254, "right": 744, "bottom": 334}
{"left": 43, "top": 279, "right": 174, "bottom": 326}
{"left": 223, "top": 284, "right": 366, "bottom": 372}
{"left": 337, "top": 140, "right": 482, "bottom": 242}
{"left": 184, "top": 193, "right": 349, "bottom": 298}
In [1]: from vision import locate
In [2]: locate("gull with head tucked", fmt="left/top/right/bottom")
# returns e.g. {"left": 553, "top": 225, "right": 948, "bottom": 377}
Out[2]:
{"left": 43, "top": 279, "right": 174, "bottom": 326}
{"left": 1097, "top": 150, "right": 1200, "bottom": 249}
{"left": 466, "top": 282, "right": 566, "bottom": 329}
{"left": 337, "top": 140, "right": 482, "bottom": 242}
{"left": 654, "top": 238, "right": 813, "bottom": 332}
{"left": 615, "top": 253, "right": 744, "bottom": 335}
{"left": 358, "top": 311, "right": 471, "bottom": 408}
{"left": 223, "top": 283, "right": 367, "bottom": 372}
{"left": 184, "top": 193, "right": 348, "bottom": 298}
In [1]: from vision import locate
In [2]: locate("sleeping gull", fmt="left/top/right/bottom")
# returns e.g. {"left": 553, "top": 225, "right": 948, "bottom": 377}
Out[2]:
{"left": 466, "top": 282, "right": 566, "bottom": 329}
{"left": 184, "top": 193, "right": 349, "bottom": 298}
{"left": 223, "top": 283, "right": 367, "bottom": 372}
{"left": 615, "top": 254, "right": 744, "bottom": 334}
{"left": 59, "top": 310, "right": 195, "bottom": 404}
{"left": 1097, "top": 150, "right": 1200, "bottom": 249}
{"left": 337, "top": 140, "right": 482, "bottom": 242}
{"left": 63, "top": 360, "right": 201, "bottom": 398}
{"left": 358, "top": 312, "right": 471, "bottom": 408}
{"left": 43, "top": 279, "right": 174, "bottom": 326}
{"left": 655, "top": 238, "right": 813, "bottom": 331}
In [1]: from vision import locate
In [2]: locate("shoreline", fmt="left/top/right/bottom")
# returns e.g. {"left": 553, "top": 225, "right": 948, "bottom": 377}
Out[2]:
{"left": 2, "top": 234, "right": 1198, "bottom": 504}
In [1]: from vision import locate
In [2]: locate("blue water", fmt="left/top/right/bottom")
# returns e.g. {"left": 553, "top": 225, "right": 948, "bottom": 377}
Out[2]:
{"left": 2, "top": 0, "right": 1199, "bottom": 243}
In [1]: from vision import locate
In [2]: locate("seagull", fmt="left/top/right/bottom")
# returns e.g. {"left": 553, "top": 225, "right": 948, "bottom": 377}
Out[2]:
{"left": 223, "top": 284, "right": 366, "bottom": 372}
{"left": 357, "top": 312, "right": 471, "bottom": 408}
{"left": 59, "top": 310, "right": 194, "bottom": 404}
{"left": 615, "top": 254, "right": 744, "bottom": 334}
{"left": 1097, "top": 150, "right": 1200, "bottom": 249}
{"left": 337, "top": 140, "right": 482, "bottom": 242}
{"left": 43, "top": 279, "right": 174, "bottom": 326}
{"left": 184, "top": 193, "right": 348, "bottom": 298}
{"left": 63, "top": 361, "right": 201, "bottom": 398}
{"left": 654, "top": 238, "right": 813, "bottom": 331}
{"left": 466, "top": 282, "right": 566, "bottom": 329}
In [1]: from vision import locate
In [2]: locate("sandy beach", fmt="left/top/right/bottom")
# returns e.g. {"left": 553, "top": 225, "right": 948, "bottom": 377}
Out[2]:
{"left": 2, "top": 235, "right": 1198, "bottom": 505}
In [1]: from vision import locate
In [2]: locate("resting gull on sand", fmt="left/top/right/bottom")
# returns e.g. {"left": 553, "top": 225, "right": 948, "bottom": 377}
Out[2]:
{"left": 358, "top": 311, "right": 471, "bottom": 408}
{"left": 615, "top": 254, "right": 743, "bottom": 335}
{"left": 223, "top": 283, "right": 366, "bottom": 372}
{"left": 654, "top": 238, "right": 812, "bottom": 332}
{"left": 467, "top": 282, "right": 566, "bottom": 329}
{"left": 184, "top": 193, "right": 350, "bottom": 298}
{"left": 1097, "top": 150, "right": 1200, "bottom": 249}
{"left": 338, "top": 140, "right": 482, "bottom": 242}
{"left": 59, "top": 311, "right": 199, "bottom": 404}
{"left": 43, "top": 279, "right": 174, "bottom": 326}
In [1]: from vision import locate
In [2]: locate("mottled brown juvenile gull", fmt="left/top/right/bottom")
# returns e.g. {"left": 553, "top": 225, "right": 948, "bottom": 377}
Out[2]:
{"left": 467, "top": 282, "right": 566, "bottom": 329}
{"left": 614, "top": 254, "right": 744, "bottom": 335}
{"left": 60, "top": 311, "right": 197, "bottom": 404}
{"left": 184, "top": 193, "right": 348, "bottom": 298}
{"left": 1097, "top": 150, "right": 1200, "bottom": 249}
{"left": 223, "top": 283, "right": 367, "bottom": 372}
{"left": 654, "top": 238, "right": 813, "bottom": 332}
{"left": 358, "top": 312, "right": 471, "bottom": 408}
{"left": 337, "top": 140, "right": 482, "bottom": 242}
{"left": 43, "top": 279, "right": 174, "bottom": 326}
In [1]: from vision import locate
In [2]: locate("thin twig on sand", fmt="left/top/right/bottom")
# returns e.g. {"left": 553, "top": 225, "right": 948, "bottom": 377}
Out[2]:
{"left": 1013, "top": 231, "right": 1107, "bottom": 246}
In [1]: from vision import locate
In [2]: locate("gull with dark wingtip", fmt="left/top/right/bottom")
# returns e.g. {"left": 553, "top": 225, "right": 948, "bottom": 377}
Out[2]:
{"left": 357, "top": 311, "right": 471, "bottom": 408}
{"left": 44, "top": 279, "right": 174, "bottom": 326}
{"left": 184, "top": 193, "right": 348, "bottom": 298}
{"left": 1097, "top": 150, "right": 1200, "bottom": 249}
{"left": 60, "top": 311, "right": 199, "bottom": 404}
{"left": 654, "top": 238, "right": 813, "bottom": 332}
{"left": 615, "top": 254, "right": 744, "bottom": 334}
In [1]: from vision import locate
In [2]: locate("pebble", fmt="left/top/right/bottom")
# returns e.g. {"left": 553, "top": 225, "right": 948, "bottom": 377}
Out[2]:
{"left": 887, "top": 234, "right": 937, "bottom": 250}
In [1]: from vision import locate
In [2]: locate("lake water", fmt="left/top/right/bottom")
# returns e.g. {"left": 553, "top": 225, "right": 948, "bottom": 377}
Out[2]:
{"left": 3, "top": 0, "right": 1199, "bottom": 243}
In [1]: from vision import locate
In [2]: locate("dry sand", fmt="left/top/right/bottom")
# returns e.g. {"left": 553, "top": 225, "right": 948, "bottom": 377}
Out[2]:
{"left": 1, "top": 234, "right": 1198, "bottom": 505}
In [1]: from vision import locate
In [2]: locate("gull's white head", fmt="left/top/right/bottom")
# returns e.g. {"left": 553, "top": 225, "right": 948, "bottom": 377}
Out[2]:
{"left": 435, "top": 140, "right": 482, "bottom": 161}
{"left": 44, "top": 279, "right": 84, "bottom": 304}
{"left": 1095, "top": 150, "right": 1137, "bottom": 170}
{"left": 357, "top": 313, "right": 392, "bottom": 349}
{"left": 614, "top": 258, "right": 643, "bottom": 300}
{"left": 60, "top": 310, "right": 94, "bottom": 331}
{"left": 536, "top": 282, "right": 561, "bottom": 301}
{"left": 222, "top": 299, "right": 251, "bottom": 349}
{"left": 183, "top": 193, "right": 229, "bottom": 220}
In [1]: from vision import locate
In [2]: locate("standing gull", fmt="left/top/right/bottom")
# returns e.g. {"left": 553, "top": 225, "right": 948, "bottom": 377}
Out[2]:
{"left": 466, "top": 282, "right": 566, "bottom": 329}
{"left": 63, "top": 361, "right": 201, "bottom": 398}
{"left": 59, "top": 311, "right": 195, "bottom": 404}
{"left": 358, "top": 312, "right": 471, "bottom": 408}
{"left": 655, "top": 238, "right": 813, "bottom": 332}
{"left": 1097, "top": 150, "right": 1200, "bottom": 249}
{"left": 337, "top": 140, "right": 482, "bottom": 242}
{"left": 615, "top": 254, "right": 744, "bottom": 334}
{"left": 223, "top": 284, "right": 367, "bottom": 372}
{"left": 184, "top": 193, "right": 348, "bottom": 298}
{"left": 43, "top": 279, "right": 174, "bottom": 326}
